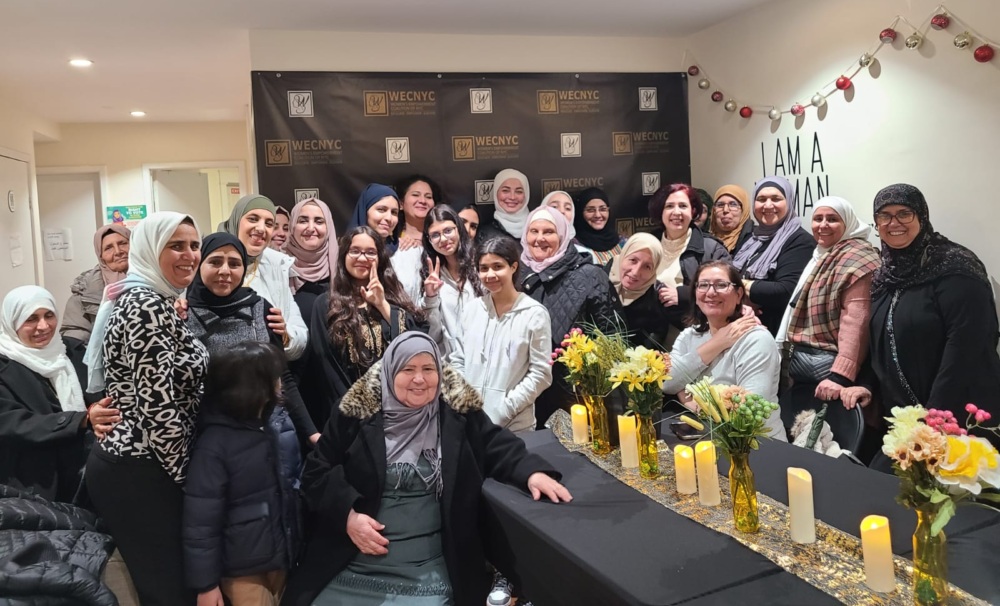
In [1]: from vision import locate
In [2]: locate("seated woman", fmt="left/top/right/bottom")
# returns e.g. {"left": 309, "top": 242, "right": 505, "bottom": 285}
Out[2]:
{"left": 301, "top": 226, "right": 426, "bottom": 429}
{"left": 284, "top": 331, "right": 571, "bottom": 606}
{"left": 661, "top": 261, "right": 787, "bottom": 442}
{"left": 0, "top": 286, "right": 114, "bottom": 502}
{"left": 61, "top": 223, "right": 131, "bottom": 346}
{"left": 451, "top": 237, "right": 553, "bottom": 434}
{"left": 519, "top": 207, "right": 623, "bottom": 428}
{"left": 574, "top": 188, "right": 627, "bottom": 267}
{"left": 710, "top": 185, "right": 753, "bottom": 255}
{"left": 347, "top": 184, "right": 401, "bottom": 253}
{"left": 185, "top": 232, "right": 319, "bottom": 445}
{"left": 286, "top": 197, "right": 338, "bottom": 323}
{"left": 776, "top": 197, "right": 880, "bottom": 436}
{"left": 609, "top": 233, "right": 670, "bottom": 349}
{"left": 542, "top": 189, "right": 592, "bottom": 259}
{"left": 477, "top": 168, "right": 530, "bottom": 244}
{"left": 732, "top": 176, "right": 815, "bottom": 336}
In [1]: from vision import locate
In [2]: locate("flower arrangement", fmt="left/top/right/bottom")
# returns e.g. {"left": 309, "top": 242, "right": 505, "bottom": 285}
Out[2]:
{"left": 551, "top": 325, "right": 630, "bottom": 397}
{"left": 680, "top": 378, "right": 780, "bottom": 457}
{"left": 608, "top": 346, "right": 672, "bottom": 416}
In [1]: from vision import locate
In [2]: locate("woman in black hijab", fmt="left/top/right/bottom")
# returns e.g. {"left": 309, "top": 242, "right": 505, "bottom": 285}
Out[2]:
{"left": 573, "top": 188, "right": 626, "bottom": 268}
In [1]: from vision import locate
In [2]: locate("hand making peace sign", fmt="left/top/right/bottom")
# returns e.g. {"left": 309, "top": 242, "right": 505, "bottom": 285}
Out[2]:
{"left": 423, "top": 257, "right": 444, "bottom": 298}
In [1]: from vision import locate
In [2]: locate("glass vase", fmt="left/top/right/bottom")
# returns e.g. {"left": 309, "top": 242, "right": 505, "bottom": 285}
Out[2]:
{"left": 582, "top": 394, "right": 611, "bottom": 455}
{"left": 728, "top": 451, "right": 759, "bottom": 533}
{"left": 637, "top": 414, "right": 659, "bottom": 479}
{"left": 912, "top": 508, "right": 949, "bottom": 606}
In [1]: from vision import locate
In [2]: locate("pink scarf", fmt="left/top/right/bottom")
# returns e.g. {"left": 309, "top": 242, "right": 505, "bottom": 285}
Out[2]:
{"left": 520, "top": 207, "right": 572, "bottom": 273}
{"left": 286, "top": 198, "right": 338, "bottom": 292}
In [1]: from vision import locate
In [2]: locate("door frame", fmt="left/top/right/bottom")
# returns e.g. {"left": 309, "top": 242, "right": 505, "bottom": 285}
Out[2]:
{"left": 1, "top": 145, "right": 40, "bottom": 283}
{"left": 36, "top": 165, "right": 110, "bottom": 227}
{"left": 142, "top": 161, "right": 248, "bottom": 211}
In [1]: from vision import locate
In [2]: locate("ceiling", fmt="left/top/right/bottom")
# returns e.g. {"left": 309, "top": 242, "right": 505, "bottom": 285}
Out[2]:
{"left": 0, "top": 0, "right": 773, "bottom": 124}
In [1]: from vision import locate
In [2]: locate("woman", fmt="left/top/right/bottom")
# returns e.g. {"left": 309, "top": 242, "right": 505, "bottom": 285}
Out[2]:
{"left": 185, "top": 232, "right": 320, "bottom": 445}
{"left": 649, "top": 183, "right": 730, "bottom": 338}
{"left": 302, "top": 226, "right": 425, "bottom": 429}
{"left": 451, "top": 237, "right": 552, "bottom": 434}
{"left": 347, "top": 183, "right": 400, "bottom": 253}
{"left": 457, "top": 202, "right": 481, "bottom": 242}
{"left": 776, "top": 197, "right": 880, "bottom": 426}
{"left": 61, "top": 223, "right": 131, "bottom": 345}
{"left": 731, "top": 176, "right": 815, "bottom": 336}
{"left": 286, "top": 196, "right": 338, "bottom": 323}
{"left": 285, "top": 332, "right": 571, "bottom": 605}
{"left": 477, "top": 168, "right": 529, "bottom": 244}
{"left": 710, "top": 184, "right": 753, "bottom": 255}
{"left": 396, "top": 174, "right": 440, "bottom": 250}
{"left": 661, "top": 261, "right": 787, "bottom": 442}
{"left": 693, "top": 188, "right": 714, "bottom": 231}
{"left": 609, "top": 233, "right": 670, "bottom": 349}
{"left": 519, "top": 207, "right": 623, "bottom": 428}
{"left": 543, "top": 190, "right": 591, "bottom": 259}
{"left": 219, "top": 194, "right": 308, "bottom": 360}
{"left": 84, "top": 211, "right": 208, "bottom": 605}
{"left": 846, "top": 184, "right": 1000, "bottom": 427}
{"left": 0, "top": 286, "right": 115, "bottom": 502}
{"left": 270, "top": 206, "right": 291, "bottom": 252}
{"left": 574, "top": 187, "right": 627, "bottom": 267}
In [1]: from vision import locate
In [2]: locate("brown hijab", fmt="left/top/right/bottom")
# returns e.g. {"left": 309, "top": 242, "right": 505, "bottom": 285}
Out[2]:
{"left": 93, "top": 223, "right": 131, "bottom": 286}
{"left": 710, "top": 185, "right": 750, "bottom": 253}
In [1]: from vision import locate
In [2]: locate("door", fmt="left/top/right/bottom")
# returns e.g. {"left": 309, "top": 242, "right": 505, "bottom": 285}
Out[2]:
{"left": 37, "top": 172, "right": 104, "bottom": 313}
{"left": 152, "top": 169, "right": 213, "bottom": 234}
{"left": 0, "top": 154, "right": 35, "bottom": 300}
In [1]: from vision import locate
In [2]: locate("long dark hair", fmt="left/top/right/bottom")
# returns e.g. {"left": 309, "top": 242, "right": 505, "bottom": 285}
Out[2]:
{"left": 203, "top": 341, "right": 284, "bottom": 422}
{"left": 687, "top": 260, "right": 745, "bottom": 333}
{"left": 395, "top": 174, "right": 442, "bottom": 237}
{"left": 327, "top": 226, "right": 423, "bottom": 364}
{"left": 477, "top": 237, "right": 523, "bottom": 292}
{"left": 418, "top": 205, "right": 484, "bottom": 296}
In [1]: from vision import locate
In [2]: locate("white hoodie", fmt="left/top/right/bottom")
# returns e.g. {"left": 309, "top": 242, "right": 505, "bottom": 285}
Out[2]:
{"left": 449, "top": 292, "right": 553, "bottom": 434}
{"left": 245, "top": 247, "right": 308, "bottom": 360}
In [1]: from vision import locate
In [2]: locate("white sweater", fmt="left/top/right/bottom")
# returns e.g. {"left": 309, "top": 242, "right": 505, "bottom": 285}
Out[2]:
{"left": 245, "top": 247, "right": 308, "bottom": 360}
{"left": 662, "top": 325, "right": 787, "bottom": 442}
{"left": 449, "top": 293, "right": 553, "bottom": 434}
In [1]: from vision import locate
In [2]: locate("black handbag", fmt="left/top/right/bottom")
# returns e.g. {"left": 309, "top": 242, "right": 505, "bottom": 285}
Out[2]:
{"left": 786, "top": 343, "right": 837, "bottom": 384}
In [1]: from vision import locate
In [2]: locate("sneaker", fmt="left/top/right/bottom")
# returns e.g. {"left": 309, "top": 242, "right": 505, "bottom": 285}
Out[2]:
{"left": 489, "top": 572, "right": 513, "bottom": 605}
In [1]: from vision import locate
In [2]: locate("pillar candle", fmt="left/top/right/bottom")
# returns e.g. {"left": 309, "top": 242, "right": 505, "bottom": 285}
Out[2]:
{"left": 694, "top": 441, "right": 720, "bottom": 506}
{"left": 787, "top": 468, "right": 816, "bottom": 543}
{"left": 618, "top": 415, "right": 639, "bottom": 468}
{"left": 860, "top": 515, "right": 895, "bottom": 593}
{"left": 571, "top": 405, "right": 588, "bottom": 444}
{"left": 674, "top": 445, "right": 697, "bottom": 494}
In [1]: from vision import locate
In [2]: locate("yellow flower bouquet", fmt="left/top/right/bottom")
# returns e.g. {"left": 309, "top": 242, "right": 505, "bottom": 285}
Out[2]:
{"left": 607, "top": 346, "right": 672, "bottom": 417}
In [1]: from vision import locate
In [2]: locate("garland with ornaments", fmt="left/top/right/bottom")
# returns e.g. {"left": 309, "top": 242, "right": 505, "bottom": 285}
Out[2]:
{"left": 687, "top": 4, "right": 997, "bottom": 121}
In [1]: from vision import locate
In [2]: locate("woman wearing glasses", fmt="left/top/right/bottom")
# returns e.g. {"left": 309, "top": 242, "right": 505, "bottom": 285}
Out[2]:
{"left": 574, "top": 188, "right": 627, "bottom": 267}
{"left": 709, "top": 185, "right": 753, "bottom": 254}
{"left": 661, "top": 261, "right": 787, "bottom": 442}
{"left": 842, "top": 184, "right": 1000, "bottom": 433}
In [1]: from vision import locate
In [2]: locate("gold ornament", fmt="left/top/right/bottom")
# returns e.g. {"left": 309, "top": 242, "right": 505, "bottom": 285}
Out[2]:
{"left": 859, "top": 52, "right": 873, "bottom": 68}
{"left": 698, "top": 78, "right": 710, "bottom": 90}
{"left": 954, "top": 31, "right": 973, "bottom": 49}
{"left": 724, "top": 100, "right": 737, "bottom": 112}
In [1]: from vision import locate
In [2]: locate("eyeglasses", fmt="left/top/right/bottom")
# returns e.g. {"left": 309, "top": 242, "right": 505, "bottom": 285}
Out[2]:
{"left": 695, "top": 281, "right": 737, "bottom": 293}
{"left": 715, "top": 201, "right": 742, "bottom": 211}
{"left": 874, "top": 209, "right": 916, "bottom": 226}
{"left": 428, "top": 226, "right": 457, "bottom": 242}
{"left": 584, "top": 206, "right": 609, "bottom": 215}
{"left": 347, "top": 249, "right": 378, "bottom": 259}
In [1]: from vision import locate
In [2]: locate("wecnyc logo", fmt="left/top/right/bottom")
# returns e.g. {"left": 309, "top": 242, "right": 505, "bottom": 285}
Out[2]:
{"left": 474, "top": 180, "right": 495, "bottom": 204}
{"left": 612, "top": 132, "right": 633, "bottom": 156}
{"left": 642, "top": 172, "right": 661, "bottom": 196}
{"left": 537, "top": 89, "right": 601, "bottom": 114}
{"left": 469, "top": 88, "right": 493, "bottom": 114}
{"left": 560, "top": 133, "right": 582, "bottom": 158}
{"left": 265, "top": 140, "right": 291, "bottom": 166}
{"left": 288, "top": 91, "right": 314, "bottom": 118}
{"left": 451, "top": 134, "right": 519, "bottom": 162}
{"left": 638, "top": 87, "right": 658, "bottom": 111}
{"left": 452, "top": 137, "right": 475, "bottom": 161}
{"left": 541, "top": 177, "right": 605, "bottom": 195}
{"left": 295, "top": 188, "right": 319, "bottom": 202}
{"left": 617, "top": 218, "right": 635, "bottom": 237}
{"left": 611, "top": 130, "right": 671, "bottom": 155}
{"left": 385, "top": 137, "right": 411, "bottom": 164}
{"left": 364, "top": 90, "right": 436, "bottom": 117}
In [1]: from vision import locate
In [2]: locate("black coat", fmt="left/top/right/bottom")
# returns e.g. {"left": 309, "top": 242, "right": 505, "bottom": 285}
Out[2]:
{"left": 182, "top": 411, "right": 301, "bottom": 592}
{"left": 733, "top": 227, "right": 815, "bottom": 335}
{"left": 650, "top": 227, "right": 731, "bottom": 329}
{"left": 292, "top": 278, "right": 330, "bottom": 331}
{"left": 282, "top": 364, "right": 559, "bottom": 606}
{"left": 0, "top": 340, "right": 96, "bottom": 503}
{"left": 476, "top": 217, "right": 520, "bottom": 248}
{"left": 622, "top": 286, "right": 674, "bottom": 350}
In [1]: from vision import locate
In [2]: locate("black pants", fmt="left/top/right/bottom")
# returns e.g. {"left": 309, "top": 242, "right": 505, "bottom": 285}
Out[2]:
{"left": 86, "top": 448, "right": 195, "bottom": 606}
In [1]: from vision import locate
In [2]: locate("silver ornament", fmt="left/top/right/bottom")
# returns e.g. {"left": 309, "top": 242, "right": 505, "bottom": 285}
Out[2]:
{"left": 724, "top": 100, "right": 737, "bottom": 112}
{"left": 768, "top": 108, "right": 781, "bottom": 121}
{"left": 698, "top": 78, "right": 710, "bottom": 90}
{"left": 810, "top": 93, "right": 826, "bottom": 107}
{"left": 905, "top": 33, "right": 922, "bottom": 50}
{"left": 859, "top": 52, "right": 873, "bottom": 68}
{"left": 954, "top": 31, "right": 972, "bottom": 49}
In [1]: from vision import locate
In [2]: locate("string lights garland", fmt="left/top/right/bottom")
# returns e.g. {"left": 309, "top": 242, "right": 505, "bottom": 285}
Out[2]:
{"left": 687, "top": 4, "right": 997, "bottom": 121}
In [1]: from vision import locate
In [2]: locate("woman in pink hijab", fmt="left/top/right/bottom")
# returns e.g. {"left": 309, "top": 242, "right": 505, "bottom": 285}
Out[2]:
{"left": 286, "top": 198, "right": 339, "bottom": 323}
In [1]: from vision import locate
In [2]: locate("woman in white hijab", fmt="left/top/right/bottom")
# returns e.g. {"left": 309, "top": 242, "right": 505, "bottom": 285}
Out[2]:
{"left": 0, "top": 285, "right": 116, "bottom": 502}
{"left": 477, "top": 168, "right": 530, "bottom": 243}
{"left": 85, "top": 211, "right": 209, "bottom": 605}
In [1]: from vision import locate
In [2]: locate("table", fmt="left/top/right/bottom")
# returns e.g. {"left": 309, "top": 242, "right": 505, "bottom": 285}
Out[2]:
{"left": 482, "top": 430, "right": 1000, "bottom": 606}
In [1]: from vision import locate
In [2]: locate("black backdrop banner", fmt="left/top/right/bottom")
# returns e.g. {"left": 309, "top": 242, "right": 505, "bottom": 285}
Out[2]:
{"left": 251, "top": 71, "right": 690, "bottom": 236}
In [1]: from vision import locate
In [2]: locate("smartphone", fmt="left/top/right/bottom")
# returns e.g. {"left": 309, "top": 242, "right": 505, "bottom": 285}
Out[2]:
{"left": 670, "top": 421, "right": 702, "bottom": 441}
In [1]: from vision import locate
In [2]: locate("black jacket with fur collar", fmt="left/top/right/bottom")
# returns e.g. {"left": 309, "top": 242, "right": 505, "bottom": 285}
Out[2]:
{"left": 283, "top": 363, "right": 559, "bottom": 606}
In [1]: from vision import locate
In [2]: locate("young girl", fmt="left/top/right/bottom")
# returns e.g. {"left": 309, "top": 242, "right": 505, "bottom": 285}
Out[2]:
{"left": 183, "top": 341, "right": 301, "bottom": 606}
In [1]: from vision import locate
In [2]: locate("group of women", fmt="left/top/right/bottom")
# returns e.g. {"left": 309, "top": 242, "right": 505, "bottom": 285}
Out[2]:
{"left": 1, "top": 164, "right": 998, "bottom": 605}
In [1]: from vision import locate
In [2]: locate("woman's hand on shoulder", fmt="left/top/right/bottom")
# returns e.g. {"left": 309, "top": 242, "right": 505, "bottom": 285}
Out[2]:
{"left": 657, "top": 283, "right": 678, "bottom": 307}
{"left": 527, "top": 472, "right": 573, "bottom": 503}
{"left": 398, "top": 234, "right": 420, "bottom": 251}
{"left": 347, "top": 508, "right": 389, "bottom": 555}
{"left": 173, "top": 297, "right": 189, "bottom": 320}
{"left": 714, "top": 315, "right": 758, "bottom": 349}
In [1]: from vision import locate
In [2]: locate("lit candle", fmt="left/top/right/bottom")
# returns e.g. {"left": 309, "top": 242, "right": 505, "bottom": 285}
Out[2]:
{"left": 674, "top": 445, "right": 697, "bottom": 494}
{"left": 694, "top": 441, "right": 720, "bottom": 506}
{"left": 860, "top": 515, "right": 895, "bottom": 593}
{"left": 787, "top": 467, "right": 815, "bottom": 544}
{"left": 618, "top": 415, "right": 639, "bottom": 468}
{"left": 571, "top": 405, "right": 588, "bottom": 444}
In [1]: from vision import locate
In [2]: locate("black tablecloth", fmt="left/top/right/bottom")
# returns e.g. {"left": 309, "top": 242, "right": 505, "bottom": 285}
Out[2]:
{"left": 482, "top": 430, "right": 1000, "bottom": 606}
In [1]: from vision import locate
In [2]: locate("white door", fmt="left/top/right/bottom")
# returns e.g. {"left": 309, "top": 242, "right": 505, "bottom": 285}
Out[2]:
{"left": 152, "top": 169, "right": 213, "bottom": 234}
{"left": 37, "top": 172, "right": 104, "bottom": 313}
{"left": 0, "top": 154, "right": 36, "bottom": 300}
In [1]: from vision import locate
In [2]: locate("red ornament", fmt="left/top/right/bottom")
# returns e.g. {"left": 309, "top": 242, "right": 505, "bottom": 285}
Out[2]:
{"left": 930, "top": 14, "right": 950, "bottom": 30}
{"left": 710, "top": 91, "right": 724, "bottom": 102}
{"left": 879, "top": 28, "right": 897, "bottom": 43}
{"left": 739, "top": 106, "right": 753, "bottom": 118}
{"left": 974, "top": 44, "right": 995, "bottom": 63}
{"left": 687, "top": 65, "right": 700, "bottom": 76}
{"left": 835, "top": 76, "right": 852, "bottom": 90}
{"left": 790, "top": 103, "right": 805, "bottom": 117}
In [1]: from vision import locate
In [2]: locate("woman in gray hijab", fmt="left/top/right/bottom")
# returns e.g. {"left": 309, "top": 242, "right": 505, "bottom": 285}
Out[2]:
{"left": 285, "top": 331, "right": 571, "bottom": 606}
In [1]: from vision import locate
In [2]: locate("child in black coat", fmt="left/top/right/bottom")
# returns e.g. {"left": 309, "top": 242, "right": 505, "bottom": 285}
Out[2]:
{"left": 183, "top": 341, "right": 301, "bottom": 606}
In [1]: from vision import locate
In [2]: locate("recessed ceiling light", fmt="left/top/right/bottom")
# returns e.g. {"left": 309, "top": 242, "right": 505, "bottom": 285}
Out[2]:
{"left": 69, "top": 58, "right": 93, "bottom": 68}
{"left": 130, "top": 111, "right": 146, "bottom": 118}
